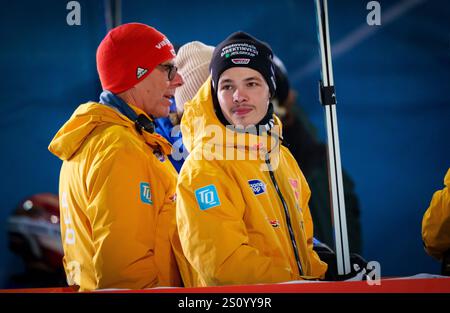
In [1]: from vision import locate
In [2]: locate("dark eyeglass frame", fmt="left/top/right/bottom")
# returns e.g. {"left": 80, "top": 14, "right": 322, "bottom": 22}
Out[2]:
{"left": 157, "top": 64, "right": 178, "bottom": 81}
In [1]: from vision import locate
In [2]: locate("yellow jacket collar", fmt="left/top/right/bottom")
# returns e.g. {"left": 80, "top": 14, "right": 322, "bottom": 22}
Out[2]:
{"left": 49, "top": 102, "right": 171, "bottom": 160}
{"left": 180, "top": 77, "right": 283, "bottom": 156}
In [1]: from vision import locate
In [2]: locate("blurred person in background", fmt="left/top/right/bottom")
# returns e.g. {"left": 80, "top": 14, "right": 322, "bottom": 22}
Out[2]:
{"left": 271, "top": 56, "right": 362, "bottom": 255}
{"left": 422, "top": 168, "right": 450, "bottom": 276}
{"left": 154, "top": 41, "right": 214, "bottom": 172}
{"left": 7, "top": 193, "right": 66, "bottom": 288}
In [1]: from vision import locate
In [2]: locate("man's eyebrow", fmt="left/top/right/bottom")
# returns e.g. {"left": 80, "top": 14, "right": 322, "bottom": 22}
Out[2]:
{"left": 219, "top": 76, "right": 262, "bottom": 84}
{"left": 219, "top": 78, "right": 233, "bottom": 84}
{"left": 243, "top": 76, "right": 263, "bottom": 82}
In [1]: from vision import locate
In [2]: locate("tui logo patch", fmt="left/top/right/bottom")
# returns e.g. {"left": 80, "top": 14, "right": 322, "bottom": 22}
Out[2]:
{"left": 195, "top": 185, "right": 220, "bottom": 210}
{"left": 140, "top": 182, "right": 153, "bottom": 205}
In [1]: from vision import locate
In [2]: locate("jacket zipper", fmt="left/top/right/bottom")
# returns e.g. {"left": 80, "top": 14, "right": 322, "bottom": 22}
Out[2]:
{"left": 265, "top": 158, "right": 304, "bottom": 276}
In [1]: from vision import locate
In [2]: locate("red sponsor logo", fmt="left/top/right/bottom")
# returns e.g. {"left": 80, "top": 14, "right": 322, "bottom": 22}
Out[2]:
{"left": 231, "top": 58, "right": 250, "bottom": 65}
{"left": 268, "top": 218, "right": 280, "bottom": 228}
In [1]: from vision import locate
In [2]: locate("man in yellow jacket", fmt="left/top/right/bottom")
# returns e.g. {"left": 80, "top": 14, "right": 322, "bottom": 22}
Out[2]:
{"left": 176, "top": 32, "right": 327, "bottom": 287}
{"left": 422, "top": 168, "right": 450, "bottom": 274}
{"left": 48, "top": 23, "right": 185, "bottom": 291}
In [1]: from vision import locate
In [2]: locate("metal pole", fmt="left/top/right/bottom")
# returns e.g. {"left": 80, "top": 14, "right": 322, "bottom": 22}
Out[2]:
{"left": 315, "top": 0, "right": 351, "bottom": 275}
{"left": 104, "top": 0, "right": 122, "bottom": 32}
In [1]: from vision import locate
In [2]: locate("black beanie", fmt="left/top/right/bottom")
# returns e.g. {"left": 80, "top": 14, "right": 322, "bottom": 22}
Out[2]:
{"left": 210, "top": 31, "right": 276, "bottom": 97}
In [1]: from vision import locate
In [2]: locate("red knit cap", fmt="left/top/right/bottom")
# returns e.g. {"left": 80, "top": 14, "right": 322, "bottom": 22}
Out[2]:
{"left": 96, "top": 23, "right": 176, "bottom": 94}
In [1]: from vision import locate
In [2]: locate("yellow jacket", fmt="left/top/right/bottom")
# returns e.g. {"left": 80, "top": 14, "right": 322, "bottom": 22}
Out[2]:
{"left": 49, "top": 102, "right": 183, "bottom": 291}
{"left": 176, "top": 78, "right": 327, "bottom": 287}
{"left": 422, "top": 168, "right": 450, "bottom": 260}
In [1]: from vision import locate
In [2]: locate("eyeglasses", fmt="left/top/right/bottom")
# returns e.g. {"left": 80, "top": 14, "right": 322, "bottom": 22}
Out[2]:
{"left": 157, "top": 63, "right": 178, "bottom": 81}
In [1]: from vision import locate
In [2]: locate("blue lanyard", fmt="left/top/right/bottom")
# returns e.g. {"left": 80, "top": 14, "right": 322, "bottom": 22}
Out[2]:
{"left": 99, "top": 90, "right": 154, "bottom": 134}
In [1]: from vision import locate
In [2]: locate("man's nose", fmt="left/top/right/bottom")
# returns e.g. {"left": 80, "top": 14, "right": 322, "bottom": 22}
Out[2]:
{"left": 170, "top": 72, "right": 184, "bottom": 88}
{"left": 233, "top": 88, "right": 248, "bottom": 103}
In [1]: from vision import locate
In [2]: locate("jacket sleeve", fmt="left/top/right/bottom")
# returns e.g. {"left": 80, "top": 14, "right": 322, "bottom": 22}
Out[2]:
{"left": 422, "top": 168, "right": 450, "bottom": 260}
{"left": 298, "top": 170, "right": 328, "bottom": 279}
{"left": 176, "top": 164, "right": 295, "bottom": 286}
{"left": 85, "top": 144, "right": 159, "bottom": 289}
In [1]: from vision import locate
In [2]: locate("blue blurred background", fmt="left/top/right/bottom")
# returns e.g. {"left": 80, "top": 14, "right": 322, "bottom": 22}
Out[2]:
{"left": 0, "top": 0, "right": 448, "bottom": 287}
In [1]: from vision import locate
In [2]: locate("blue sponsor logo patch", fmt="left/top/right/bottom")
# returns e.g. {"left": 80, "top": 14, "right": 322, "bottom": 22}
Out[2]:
{"left": 195, "top": 185, "right": 220, "bottom": 211}
{"left": 140, "top": 182, "right": 153, "bottom": 205}
{"left": 248, "top": 179, "right": 266, "bottom": 195}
